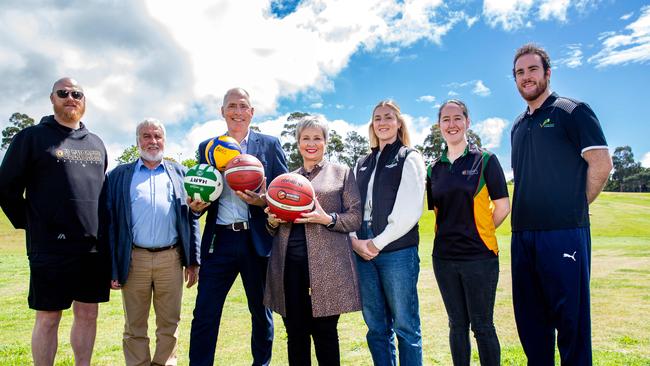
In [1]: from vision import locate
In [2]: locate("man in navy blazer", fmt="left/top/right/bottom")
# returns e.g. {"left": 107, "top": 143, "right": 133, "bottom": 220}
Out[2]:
{"left": 189, "top": 88, "right": 288, "bottom": 366}
{"left": 105, "top": 118, "right": 201, "bottom": 365}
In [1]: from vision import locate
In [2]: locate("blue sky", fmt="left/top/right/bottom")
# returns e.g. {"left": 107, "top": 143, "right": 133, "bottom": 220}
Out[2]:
{"left": 1, "top": 1, "right": 649, "bottom": 173}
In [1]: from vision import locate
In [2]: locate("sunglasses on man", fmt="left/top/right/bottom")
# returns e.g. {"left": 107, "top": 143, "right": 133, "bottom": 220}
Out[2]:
{"left": 55, "top": 90, "right": 85, "bottom": 100}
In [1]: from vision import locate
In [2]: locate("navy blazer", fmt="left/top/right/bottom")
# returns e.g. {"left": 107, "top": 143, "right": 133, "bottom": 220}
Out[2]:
{"left": 105, "top": 159, "right": 201, "bottom": 285}
{"left": 198, "top": 129, "right": 288, "bottom": 257}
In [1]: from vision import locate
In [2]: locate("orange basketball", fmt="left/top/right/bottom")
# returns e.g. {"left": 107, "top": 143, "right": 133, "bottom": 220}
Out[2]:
{"left": 223, "top": 154, "right": 265, "bottom": 192}
{"left": 266, "top": 173, "right": 315, "bottom": 222}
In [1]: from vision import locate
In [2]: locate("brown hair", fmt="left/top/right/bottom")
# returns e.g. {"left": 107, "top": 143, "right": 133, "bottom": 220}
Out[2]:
{"left": 368, "top": 100, "right": 412, "bottom": 149}
{"left": 437, "top": 99, "right": 469, "bottom": 122}
{"left": 512, "top": 43, "right": 551, "bottom": 78}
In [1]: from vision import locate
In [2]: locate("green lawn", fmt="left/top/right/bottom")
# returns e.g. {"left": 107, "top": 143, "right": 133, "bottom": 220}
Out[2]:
{"left": 1, "top": 192, "right": 649, "bottom": 365}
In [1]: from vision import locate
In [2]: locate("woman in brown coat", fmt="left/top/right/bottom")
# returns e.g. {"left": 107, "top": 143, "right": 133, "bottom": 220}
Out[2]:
{"left": 264, "top": 117, "right": 362, "bottom": 365}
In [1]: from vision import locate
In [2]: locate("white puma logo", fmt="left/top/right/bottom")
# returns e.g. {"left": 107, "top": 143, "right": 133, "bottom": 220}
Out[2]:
{"left": 563, "top": 251, "right": 577, "bottom": 262}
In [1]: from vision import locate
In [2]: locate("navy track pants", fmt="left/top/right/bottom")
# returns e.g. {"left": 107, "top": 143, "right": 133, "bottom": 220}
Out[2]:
{"left": 511, "top": 228, "right": 592, "bottom": 366}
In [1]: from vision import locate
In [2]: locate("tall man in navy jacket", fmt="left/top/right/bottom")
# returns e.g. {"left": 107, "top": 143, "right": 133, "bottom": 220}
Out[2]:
{"left": 189, "top": 88, "right": 288, "bottom": 366}
{"left": 105, "top": 118, "right": 201, "bottom": 365}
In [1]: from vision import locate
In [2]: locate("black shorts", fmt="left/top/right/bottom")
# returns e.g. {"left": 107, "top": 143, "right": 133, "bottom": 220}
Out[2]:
{"left": 28, "top": 251, "right": 110, "bottom": 311}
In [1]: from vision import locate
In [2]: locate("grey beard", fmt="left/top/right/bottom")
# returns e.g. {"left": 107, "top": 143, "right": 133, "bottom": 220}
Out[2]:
{"left": 139, "top": 147, "right": 164, "bottom": 162}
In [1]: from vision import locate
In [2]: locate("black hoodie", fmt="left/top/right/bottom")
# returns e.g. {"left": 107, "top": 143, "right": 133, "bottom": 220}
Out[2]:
{"left": 0, "top": 115, "right": 107, "bottom": 254}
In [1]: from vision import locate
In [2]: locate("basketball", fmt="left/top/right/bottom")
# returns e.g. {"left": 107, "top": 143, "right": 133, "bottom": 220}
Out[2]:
{"left": 266, "top": 173, "right": 315, "bottom": 222}
{"left": 204, "top": 135, "right": 242, "bottom": 171}
{"left": 184, "top": 164, "right": 224, "bottom": 202}
{"left": 224, "top": 154, "right": 265, "bottom": 192}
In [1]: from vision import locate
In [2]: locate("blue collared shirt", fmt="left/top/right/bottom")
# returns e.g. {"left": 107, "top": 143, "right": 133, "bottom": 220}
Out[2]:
{"left": 130, "top": 159, "right": 178, "bottom": 247}
{"left": 216, "top": 133, "right": 250, "bottom": 225}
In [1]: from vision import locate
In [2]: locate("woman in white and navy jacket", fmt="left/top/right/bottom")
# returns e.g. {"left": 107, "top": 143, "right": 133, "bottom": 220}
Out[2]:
{"left": 351, "top": 100, "right": 426, "bottom": 366}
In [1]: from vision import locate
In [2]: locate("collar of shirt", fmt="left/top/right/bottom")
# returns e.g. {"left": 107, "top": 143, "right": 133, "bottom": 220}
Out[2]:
{"left": 526, "top": 92, "right": 558, "bottom": 116}
{"left": 135, "top": 157, "right": 166, "bottom": 172}
{"left": 298, "top": 159, "right": 326, "bottom": 180}
{"left": 226, "top": 130, "right": 250, "bottom": 154}
{"left": 440, "top": 144, "right": 470, "bottom": 164}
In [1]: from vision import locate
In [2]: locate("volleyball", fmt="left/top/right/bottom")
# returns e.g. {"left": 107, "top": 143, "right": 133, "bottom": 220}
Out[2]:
{"left": 184, "top": 164, "right": 224, "bottom": 202}
{"left": 204, "top": 135, "right": 242, "bottom": 171}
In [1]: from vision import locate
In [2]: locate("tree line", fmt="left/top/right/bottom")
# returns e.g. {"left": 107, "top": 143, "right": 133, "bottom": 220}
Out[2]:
{"left": 3, "top": 112, "right": 649, "bottom": 191}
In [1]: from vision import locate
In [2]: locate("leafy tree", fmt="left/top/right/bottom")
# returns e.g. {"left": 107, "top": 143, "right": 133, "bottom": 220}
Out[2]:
{"left": 340, "top": 131, "right": 369, "bottom": 168}
{"left": 281, "top": 112, "right": 310, "bottom": 171}
{"left": 116, "top": 145, "right": 139, "bottom": 165}
{"left": 416, "top": 124, "right": 481, "bottom": 163}
{"left": 250, "top": 125, "right": 261, "bottom": 132}
{"left": 2, "top": 113, "right": 35, "bottom": 149}
{"left": 623, "top": 168, "right": 650, "bottom": 192}
{"left": 181, "top": 158, "right": 198, "bottom": 169}
{"left": 607, "top": 146, "right": 642, "bottom": 192}
{"left": 326, "top": 129, "right": 344, "bottom": 163}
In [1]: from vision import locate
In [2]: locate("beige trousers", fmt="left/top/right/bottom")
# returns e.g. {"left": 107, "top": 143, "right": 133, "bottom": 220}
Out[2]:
{"left": 121, "top": 246, "right": 183, "bottom": 366}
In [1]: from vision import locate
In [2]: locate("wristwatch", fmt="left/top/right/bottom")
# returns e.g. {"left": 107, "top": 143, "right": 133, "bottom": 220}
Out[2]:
{"left": 326, "top": 212, "right": 338, "bottom": 229}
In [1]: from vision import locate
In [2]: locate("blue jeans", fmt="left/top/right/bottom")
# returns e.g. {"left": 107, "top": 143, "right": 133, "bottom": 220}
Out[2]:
{"left": 355, "top": 222, "right": 422, "bottom": 366}
{"left": 433, "top": 257, "right": 500, "bottom": 366}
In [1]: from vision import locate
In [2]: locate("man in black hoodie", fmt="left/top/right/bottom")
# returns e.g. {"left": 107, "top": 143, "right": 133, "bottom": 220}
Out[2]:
{"left": 0, "top": 77, "right": 108, "bottom": 366}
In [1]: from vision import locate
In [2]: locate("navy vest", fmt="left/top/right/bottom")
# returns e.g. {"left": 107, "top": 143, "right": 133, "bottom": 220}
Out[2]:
{"left": 355, "top": 140, "right": 419, "bottom": 252}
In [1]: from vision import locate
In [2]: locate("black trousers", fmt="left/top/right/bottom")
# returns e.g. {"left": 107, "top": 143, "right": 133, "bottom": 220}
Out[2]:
{"left": 283, "top": 255, "right": 340, "bottom": 366}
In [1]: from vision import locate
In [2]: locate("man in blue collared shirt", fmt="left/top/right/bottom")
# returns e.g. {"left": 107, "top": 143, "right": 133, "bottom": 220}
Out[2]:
{"left": 105, "top": 118, "right": 201, "bottom": 366}
{"left": 189, "top": 88, "right": 288, "bottom": 366}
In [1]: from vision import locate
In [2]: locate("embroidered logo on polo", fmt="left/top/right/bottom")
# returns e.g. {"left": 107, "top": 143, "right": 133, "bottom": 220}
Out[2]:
{"left": 462, "top": 169, "right": 479, "bottom": 176}
{"left": 539, "top": 118, "right": 555, "bottom": 128}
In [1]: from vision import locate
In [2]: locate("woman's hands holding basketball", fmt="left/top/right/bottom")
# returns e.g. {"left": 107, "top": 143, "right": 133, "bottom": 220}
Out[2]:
{"left": 294, "top": 198, "right": 331, "bottom": 225}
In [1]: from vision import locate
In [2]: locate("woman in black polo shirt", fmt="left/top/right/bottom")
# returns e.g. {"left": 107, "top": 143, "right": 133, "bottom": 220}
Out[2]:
{"left": 427, "top": 100, "right": 510, "bottom": 366}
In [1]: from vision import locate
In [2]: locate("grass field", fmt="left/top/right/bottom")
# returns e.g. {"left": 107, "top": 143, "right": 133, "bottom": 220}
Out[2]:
{"left": 1, "top": 192, "right": 649, "bottom": 365}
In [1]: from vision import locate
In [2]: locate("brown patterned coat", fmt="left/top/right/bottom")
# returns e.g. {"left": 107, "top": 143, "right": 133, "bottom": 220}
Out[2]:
{"left": 264, "top": 160, "right": 362, "bottom": 317}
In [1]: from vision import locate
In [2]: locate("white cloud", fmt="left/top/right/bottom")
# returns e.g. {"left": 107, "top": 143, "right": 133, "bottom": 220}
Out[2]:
{"left": 472, "top": 80, "right": 491, "bottom": 97}
{"left": 471, "top": 117, "right": 508, "bottom": 149}
{"left": 310, "top": 102, "right": 324, "bottom": 109}
{"left": 482, "top": 0, "right": 534, "bottom": 31}
{"left": 483, "top": 0, "right": 597, "bottom": 31}
{"left": 539, "top": 0, "right": 571, "bottom": 22}
{"left": 556, "top": 44, "right": 583, "bottom": 68}
{"left": 446, "top": 80, "right": 491, "bottom": 97}
{"left": 465, "top": 16, "right": 479, "bottom": 28}
{"left": 404, "top": 114, "right": 435, "bottom": 148}
{"left": 641, "top": 152, "right": 650, "bottom": 168}
{"left": 417, "top": 95, "right": 436, "bottom": 103}
{"left": 0, "top": 0, "right": 473, "bottom": 164}
{"left": 588, "top": 5, "right": 650, "bottom": 68}
{"left": 620, "top": 12, "right": 634, "bottom": 21}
